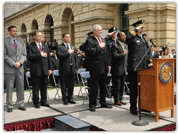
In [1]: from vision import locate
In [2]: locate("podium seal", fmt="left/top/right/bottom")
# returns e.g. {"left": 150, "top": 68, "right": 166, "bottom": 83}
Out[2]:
{"left": 159, "top": 62, "right": 173, "bottom": 83}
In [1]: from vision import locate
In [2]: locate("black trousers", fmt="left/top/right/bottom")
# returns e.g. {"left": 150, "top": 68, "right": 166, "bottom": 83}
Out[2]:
{"left": 31, "top": 73, "right": 48, "bottom": 105}
{"left": 112, "top": 73, "right": 126, "bottom": 104}
{"left": 129, "top": 71, "right": 138, "bottom": 112}
{"left": 89, "top": 73, "right": 107, "bottom": 107}
{"left": 59, "top": 70, "right": 74, "bottom": 102}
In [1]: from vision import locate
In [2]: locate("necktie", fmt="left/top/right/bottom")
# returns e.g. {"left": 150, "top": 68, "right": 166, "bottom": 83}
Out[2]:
{"left": 39, "top": 44, "right": 42, "bottom": 52}
{"left": 13, "top": 39, "right": 17, "bottom": 52}
{"left": 98, "top": 37, "right": 104, "bottom": 50}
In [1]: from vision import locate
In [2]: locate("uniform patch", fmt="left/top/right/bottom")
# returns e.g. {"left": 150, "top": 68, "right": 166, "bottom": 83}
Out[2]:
{"left": 136, "top": 40, "right": 140, "bottom": 43}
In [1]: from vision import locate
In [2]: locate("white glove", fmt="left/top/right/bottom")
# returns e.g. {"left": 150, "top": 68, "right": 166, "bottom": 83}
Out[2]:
{"left": 136, "top": 25, "right": 143, "bottom": 30}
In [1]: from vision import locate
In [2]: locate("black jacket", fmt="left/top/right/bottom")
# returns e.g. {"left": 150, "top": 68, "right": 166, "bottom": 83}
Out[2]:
{"left": 126, "top": 29, "right": 152, "bottom": 71}
{"left": 85, "top": 36, "right": 110, "bottom": 75}
{"left": 27, "top": 42, "right": 52, "bottom": 77}
{"left": 111, "top": 40, "right": 128, "bottom": 76}
{"left": 56, "top": 43, "right": 78, "bottom": 74}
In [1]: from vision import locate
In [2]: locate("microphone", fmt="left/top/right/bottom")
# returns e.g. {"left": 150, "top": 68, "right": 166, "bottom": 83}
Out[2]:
{"left": 149, "top": 39, "right": 156, "bottom": 46}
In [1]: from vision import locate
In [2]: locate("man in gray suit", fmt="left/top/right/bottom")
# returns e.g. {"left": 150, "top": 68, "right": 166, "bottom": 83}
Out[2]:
{"left": 4, "top": 25, "right": 26, "bottom": 112}
{"left": 111, "top": 32, "right": 128, "bottom": 106}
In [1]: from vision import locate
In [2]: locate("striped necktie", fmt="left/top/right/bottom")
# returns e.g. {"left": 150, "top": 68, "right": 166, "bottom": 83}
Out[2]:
{"left": 39, "top": 44, "right": 42, "bottom": 52}
{"left": 13, "top": 39, "right": 17, "bottom": 52}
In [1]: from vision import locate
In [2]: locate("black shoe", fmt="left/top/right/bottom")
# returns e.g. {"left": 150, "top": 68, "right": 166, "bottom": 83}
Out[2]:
{"left": 101, "top": 103, "right": 113, "bottom": 108}
{"left": 68, "top": 100, "right": 76, "bottom": 104}
{"left": 41, "top": 103, "right": 50, "bottom": 107}
{"left": 7, "top": 108, "right": 13, "bottom": 113}
{"left": 18, "top": 107, "right": 26, "bottom": 111}
{"left": 34, "top": 104, "right": 41, "bottom": 109}
{"left": 130, "top": 110, "right": 138, "bottom": 115}
{"left": 63, "top": 100, "right": 68, "bottom": 105}
{"left": 89, "top": 105, "right": 96, "bottom": 112}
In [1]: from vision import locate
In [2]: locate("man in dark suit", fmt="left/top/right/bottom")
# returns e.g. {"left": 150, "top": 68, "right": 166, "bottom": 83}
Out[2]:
{"left": 151, "top": 45, "right": 159, "bottom": 58}
{"left": 85, "top": 24, "right": 112, "bottom": 112}
{"left": 56, "top": 33, "right": 78, "bottom": 105}
{"left": 50, "top": 52, "right": 59, "bottom": 86}
{"left": 111, "top": 32, "right": 128, "bottom": 106}
{"left": 27, "top": 31, "right": 52, "bottom": 108}
{"left": 126, "top": 20, "right": 152, "bottom": 115}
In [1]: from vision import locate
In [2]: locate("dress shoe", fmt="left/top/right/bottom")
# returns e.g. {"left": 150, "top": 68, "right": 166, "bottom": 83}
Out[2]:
{"left": 120, "top": 101, "right": 127, "bottom": 105}
{"left": 41, "top": 103, "right": 50, "bottom": 107}
{"left": 68, "top": 100, "right": 76, "bottom": 104}
{"left": 7, "top": 108, "right": 13, "bottom": 113}
{"left": 101, "top": 103, "right": 113, "bottom": 108}
{"left": 130, "top": 110, "right": 138, "bottom": 115}
{"left": 114, "top": 102, "right": 122, "bottom": 106}
{"left": 63, "top": 101, "right": 68, "bottom": 105}
{"left": 89, "top": 105, "right": 96, "bottom": 112}
{"left": 34, "top": 104, "right": 41, "bottom": 109}
{"left": 18, "top": 107, "right": 26, "bottom": 111}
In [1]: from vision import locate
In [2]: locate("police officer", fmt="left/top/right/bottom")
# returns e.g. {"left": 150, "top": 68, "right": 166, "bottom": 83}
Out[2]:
{"left": 105, "top": 27, "right": 117, "bottom": 61}
{"left": 126, "top": 20, "right": 152, "bottom": 115}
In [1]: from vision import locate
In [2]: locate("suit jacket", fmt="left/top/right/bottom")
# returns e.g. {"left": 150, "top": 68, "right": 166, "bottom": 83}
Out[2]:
{"left": 51, "top": 56, "right": 59, "bottom": 70}
{"left": 111, "top": 40, "right": 128, "bottom": 76}
{"left": 151, "top": 51, "right": 159, "bottom": 58}
{"left": 56, "top": 43, "right": 78, "bottom": 74}
{"left": 85, "top": 36, "right": 110, "bottom": 75}
{"left": 126, "top": 29, "right": 152, "bottom": 71}
{"left": 27, "top": 42, "right": 52, "bottom": 77}
{"left": 4, "top": 37, "right": 26, "bottom": 74}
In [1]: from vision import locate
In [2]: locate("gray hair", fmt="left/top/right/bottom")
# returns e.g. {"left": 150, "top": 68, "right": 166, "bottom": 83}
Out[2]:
{"left": 92, "top": 24, "right": 101, "bottom": 30}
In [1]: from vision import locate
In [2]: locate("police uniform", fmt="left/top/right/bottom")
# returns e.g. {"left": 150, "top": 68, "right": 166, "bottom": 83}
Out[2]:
{"left": 126, "top": 20, "right": 152, "bottom": 115}
{"left": 105, "top": 27, "right": 117, "bottom": 64}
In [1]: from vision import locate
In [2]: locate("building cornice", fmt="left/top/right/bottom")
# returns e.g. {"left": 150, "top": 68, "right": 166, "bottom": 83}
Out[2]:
{"left": 4, "top": 4, "right": 43, "bottom": 22}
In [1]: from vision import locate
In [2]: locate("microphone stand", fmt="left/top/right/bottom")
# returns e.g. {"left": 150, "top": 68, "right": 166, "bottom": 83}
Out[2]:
{"left": 132, "top": 43, "right": 153, "bottom": 126}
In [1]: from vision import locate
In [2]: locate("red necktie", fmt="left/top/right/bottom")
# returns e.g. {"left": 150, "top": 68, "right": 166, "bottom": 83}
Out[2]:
{"left": 39, "top": 44, "right": 42, "bottom": 52}
{"left": 98, "top": 37, "right": 104, "bottom": 50}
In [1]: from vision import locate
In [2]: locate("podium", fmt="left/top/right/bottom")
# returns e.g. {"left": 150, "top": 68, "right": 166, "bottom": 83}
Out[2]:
{"left": 139, "top": 58, "right": 175, "bottom": 122}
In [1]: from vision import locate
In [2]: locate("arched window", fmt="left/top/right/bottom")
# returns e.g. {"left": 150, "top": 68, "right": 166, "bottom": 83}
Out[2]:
{"left": 120, "top": 4, "right": 129, "bottom": 35}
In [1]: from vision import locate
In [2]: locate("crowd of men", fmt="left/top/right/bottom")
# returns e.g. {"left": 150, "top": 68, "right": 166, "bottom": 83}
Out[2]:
{"left": 4, "top": 20, "right": 176, "bottom": 115}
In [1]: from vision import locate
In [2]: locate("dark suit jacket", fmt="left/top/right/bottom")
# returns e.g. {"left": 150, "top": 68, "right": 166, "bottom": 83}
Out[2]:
{"left": 56, "top": 43, "right": 78, "bottom": 74}
{"left": 27, "top": 42, "right": 52, "bottom": 77}
{"left": 151, "top": 51, "right": 159, "bottom": 58}
{"left": 85, "top": 36, "right": 110, "bottom": 75}
{"left": 51, "top": 56, "right": 59, "bottom": 70}
{"left": 111, "top": 40, "right": 128, "bottom": 76}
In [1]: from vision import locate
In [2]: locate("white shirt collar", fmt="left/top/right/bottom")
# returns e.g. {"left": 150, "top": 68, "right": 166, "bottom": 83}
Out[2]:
{"left": 35, "top": 41, "right": 42, "bottom": 49}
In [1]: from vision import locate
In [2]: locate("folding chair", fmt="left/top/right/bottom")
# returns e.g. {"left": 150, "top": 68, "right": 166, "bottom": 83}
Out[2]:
{"left": 52, "top": 70, "right": 61, "bottom": 101}
{"left": 76, "top": 68, "right": 86, "bottom": 96}
{"left": 25, "top": 71, "right": 33, "bottom": 103}
{"left": 80, "top": 71, "right": 90, "bottom": 104}
{"left": 106, "top": 72, "right": 113, "bottom": 103}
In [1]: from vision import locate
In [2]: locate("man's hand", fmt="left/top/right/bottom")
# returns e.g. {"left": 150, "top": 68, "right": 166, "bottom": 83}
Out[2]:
{"left": 108, "top": 66, "right": 111, "bottom": 72}
{"left": 99, "top": 43, "right": 105, "bottom": 48}
{"left": 68, "top": 49, "right": 74, "bottom": 54}
{"left": 48, "top": 70, "right": 52, "bottom": 75}
{"left": 148, "top": 63, "right": 153, "bottom": 67}
{"left": 14, "top": 62, "right": 21, "bottom": 69}
{"left": 41, "top": 51, "right": 47, "bottom": 57}
{"left": 124, "top": 49, "right": 128, "bottom": 55}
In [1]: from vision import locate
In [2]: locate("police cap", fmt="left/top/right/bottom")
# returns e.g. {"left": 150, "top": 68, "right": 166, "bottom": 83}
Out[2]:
{"left": 132, "top": 20, "right": 145, "bottom": 27}
{"left": 87, "top": 30, "right": 93, "bottom": 37}
{"left": 108, "top": 27, "right": 117, "bottom": 33}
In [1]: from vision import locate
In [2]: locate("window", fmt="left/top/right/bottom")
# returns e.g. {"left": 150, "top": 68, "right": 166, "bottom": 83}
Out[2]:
{"left": 120, "top": 4, "right": 129, "bottom": 35}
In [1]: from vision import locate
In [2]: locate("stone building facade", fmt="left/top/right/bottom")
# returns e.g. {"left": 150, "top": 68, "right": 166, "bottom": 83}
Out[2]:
{"left": 4, "top": 3, "right": 176, "bottom": 51}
